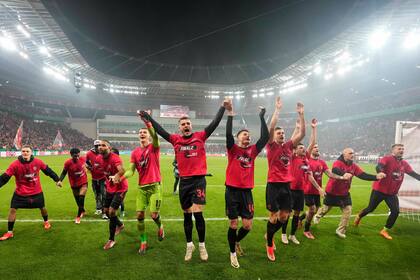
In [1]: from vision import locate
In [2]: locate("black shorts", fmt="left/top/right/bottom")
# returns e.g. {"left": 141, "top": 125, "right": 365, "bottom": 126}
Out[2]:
{"left": 324, "top": 193, "right": 352, "bottom": 207}
{"left": 11, "top": 192, "right": 45, "bottom": 209}
{"left": 225, "top": 186, "right": 254, "bottom": 219}
{"left": 305, "top": 194, "right": 321, "bottom": 207}
{"left": 291, "top": 190, "right": 305, "bottom": 211}
{"left": 179, "top": 176, "right": 206, "bottom": 210}
{"left": 266, "top": 182, "right": 292, "bottom": 212}
{"left": 104, "top": 192, "right": 126, "bottom": 209}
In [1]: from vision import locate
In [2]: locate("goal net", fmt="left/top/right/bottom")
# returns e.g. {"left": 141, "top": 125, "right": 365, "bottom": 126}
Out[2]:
{"left": 395, "top": 121, "right": 420, "bottom": 222}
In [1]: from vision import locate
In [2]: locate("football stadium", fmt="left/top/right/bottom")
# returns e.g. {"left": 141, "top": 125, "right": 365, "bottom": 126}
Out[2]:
{"left": 0, "top": 0, "right": 420, "bottom": 279}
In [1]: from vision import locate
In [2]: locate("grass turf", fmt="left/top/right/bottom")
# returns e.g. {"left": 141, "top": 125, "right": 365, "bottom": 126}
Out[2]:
{"left": 0, "top": 155, "right": 419, "bottom": 280}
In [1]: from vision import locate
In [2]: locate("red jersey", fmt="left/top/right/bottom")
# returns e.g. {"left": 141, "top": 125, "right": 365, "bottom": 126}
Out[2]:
{"left": 86, "top": 150, "right": 105, "bottom": 180}
{"left": 325, "top": 159, "right": 363, "bottom": 196}
{"left": 101, "top": 152, "right": 128, "bottom": 193}
{"left": 131, "top": 144, "right": 161, "bottom": 186}
{"left": 290, "top": 154, "right": 311, "bottom": 191}
{"left": 266, "top": 140, "right": 294, "bottom": 183}
{"left": 306, "top": 157, "right": 329, "bottom": 195}
{"left": 372, "top": 155, "right": 413, "bottom": 195}
{"left": 169, "top": 131, "right": 208, "bottom": 177}
{"left": 63, "top": 157, "right": 88, "bottom": 188}
{"left": 225, "top": 144, "right": 259, "bottom": 189}
{"left": 5, "top": 158, "right": 47, "bottom": 196}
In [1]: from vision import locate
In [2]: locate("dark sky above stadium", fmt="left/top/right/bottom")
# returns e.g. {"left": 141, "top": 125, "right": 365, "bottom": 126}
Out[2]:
{"left": 44, "top": 0, "right": 390, "bottom": 83}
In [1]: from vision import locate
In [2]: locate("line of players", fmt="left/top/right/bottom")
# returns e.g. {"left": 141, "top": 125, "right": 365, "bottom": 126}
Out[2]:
{"left": 0, "top": 97, "right": 419, "bottom": 269}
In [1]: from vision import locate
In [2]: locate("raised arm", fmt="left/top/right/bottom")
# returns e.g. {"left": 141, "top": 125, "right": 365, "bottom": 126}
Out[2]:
{"left": 291, "top": 102, "right": 306, "bottom": 146}
{"left": 140, "top": 112, "right": 160, "bottom": 148}
{"left": 139, "top": 110, "right": 171, "bottom": 142}
{"left": 291, "top": 119, "right": 300, "bottom": 142}
{"left": 307, "top": 118, "right": 317, "bottom": 155}
{"left": 268, "top": 96, "right": 282, "bottom": 144}
{"left": 256, "top": 107, "right": 269, "bottom": 153}
{"left": 205, "top": 98, "right": 230, "bottom": 137}
{"left": 225, "top": 99, "right": 234, "bottom": 150}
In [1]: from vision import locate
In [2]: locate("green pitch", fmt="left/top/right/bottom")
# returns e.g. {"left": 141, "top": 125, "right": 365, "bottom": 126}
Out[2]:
{"left": 0, "top": 155, "right": 419, "bottom": 280}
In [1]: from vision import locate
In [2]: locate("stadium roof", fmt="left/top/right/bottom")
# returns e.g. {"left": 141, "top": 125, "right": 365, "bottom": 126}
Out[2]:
{"left": 1, "top": 0, "right": 420, "bottom": 99}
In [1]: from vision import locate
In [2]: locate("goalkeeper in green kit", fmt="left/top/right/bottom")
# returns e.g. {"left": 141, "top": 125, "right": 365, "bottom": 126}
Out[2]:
{"left": 112, "top": 111, "right": 164, "bottom": 254}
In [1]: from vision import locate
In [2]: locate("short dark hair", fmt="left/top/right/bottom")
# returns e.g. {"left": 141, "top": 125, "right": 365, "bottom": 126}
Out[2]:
{"left": 111, "top": 147, "right": 120, "bottom": 155}
{"left": 70, "top": 148, "right": 80, "bottom": 155}
{"left": 236, "top": 129, "right": 249, "bottom": 138}
{"left": 21, "top": 145, "right": 32, "bottom": 150}
{"left": 392, "top": 143, "right": 404, "bottom": 149}
{"left": 274, "top": 127, "right": 283, "bottom": 131}
{"left": 178, "top": 116, "right": 190, "bottom": 123}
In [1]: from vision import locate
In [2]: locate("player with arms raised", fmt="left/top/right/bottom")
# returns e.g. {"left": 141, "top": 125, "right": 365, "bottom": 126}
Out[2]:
{"left": 139, "top": 99, "right": 229, "bottom": 261}
{"left": 225, "top": 100, "right": 269, "bottom": 268}
{"left": 265, "top": 97, "right": 305, "bottom": 261}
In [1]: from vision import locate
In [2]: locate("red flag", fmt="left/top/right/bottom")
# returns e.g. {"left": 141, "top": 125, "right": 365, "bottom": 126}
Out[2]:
{"left": 53, "top": 130, "right": 64, "bottom": 150}
{"left": 13, "top": 121, "right": 23, "bottom": 150}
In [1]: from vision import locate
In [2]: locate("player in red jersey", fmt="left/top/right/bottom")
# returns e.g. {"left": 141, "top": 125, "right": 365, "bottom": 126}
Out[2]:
{"left": 113, "top": 113, "right": 164, "bottom": 254}
{"left": 225, "top": 100, "right": 269, "bottom": 268}
{"left": 300, "top": 119, "right": 350, "bottom": 239}
{"left": 139, "top": 99, "right": 229, "bottom": 262}
{"left": 86, "top": 140, "right": 107, "bottom": 218}
{"left": 355, "top": 144, "right": 420, "bottom": 240}
{"left": 0, "top": 145, "right": 61, "bottom": 240}
{"left": 313, "top": 148, "right": 386, "bottom": 238}
{"left": 98, "top": 140, "right": 128, "bottom": 250}
{"left": 285, "top": 142, "right": 323, "bottom": 245}
{"left": 265, "top": 97, "right": 306, "bottom": 262}
{"left": 57, "top": 148, "right": 88, "bottom": 224}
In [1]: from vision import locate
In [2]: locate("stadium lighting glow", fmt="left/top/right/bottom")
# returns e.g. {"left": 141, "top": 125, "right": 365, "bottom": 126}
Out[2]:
{"left": 334, "top": 51, "right": 351, "bottom": 63}
{"left": 259, "top": 93, "right": 265, "bottom": 97}
{"left": 337, "top": 65, "right": 352, "bottom": 76}
{"left": 403, "top": 30, "right": 420, "bottom": 49}
{"left": 0, "top": 36, "right": 17, "bottom": 52}
{"left": 252, "top": 94, "right": 258, "bottom": 98}
{"left": 314, "top": 65, "right": 322, "bottom": 74}
{"left": 234, "top": 90, "right": 244, "bottom": 94}
{"left": 19, "top": 51, "right": 28, "bottom": 59}
{"left": 369, "top": 29, "right": 390, "bottom": 49}
{"left": 16, "top": 25, "right": 30, "bottom": 38}
{"left": 266, "top": 92, "right": 274, "bottom": 96}
{"left": 279, "top": 83, "right": 308, "bottom": 94}
{"left": 324, "top": 73, "right": 333, "bottom": 80}
{"left": 43, "top": 66, "right": 68, "bottom": 82}
{"left": 39, "top": 46, "right": 51, "bottom": 57}
{"left": 205, "top": 95, "right": 220, "bottom": 99}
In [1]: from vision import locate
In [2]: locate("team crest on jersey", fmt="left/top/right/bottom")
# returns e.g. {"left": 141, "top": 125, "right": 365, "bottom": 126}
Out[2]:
{"left": 33, "top": 166, "right": 37, "bottom": 171}
{"left": 236, "top": 154, "right": 252, "bottom": 168}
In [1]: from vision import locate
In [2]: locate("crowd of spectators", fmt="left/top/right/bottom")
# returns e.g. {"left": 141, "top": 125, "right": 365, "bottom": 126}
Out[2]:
{"left": 0, "top": 111, "right": 92, "bottom": 150}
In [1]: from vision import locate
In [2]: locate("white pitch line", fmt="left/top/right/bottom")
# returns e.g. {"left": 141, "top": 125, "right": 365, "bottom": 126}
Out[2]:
{"left": 0, "top": 213, "right": 390, "bottom": 223}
